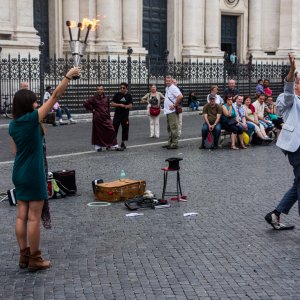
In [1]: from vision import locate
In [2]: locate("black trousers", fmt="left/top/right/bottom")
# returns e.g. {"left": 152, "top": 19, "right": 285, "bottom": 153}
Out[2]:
{"left": 113, "top": 115, "right": 129, "bottom": 141}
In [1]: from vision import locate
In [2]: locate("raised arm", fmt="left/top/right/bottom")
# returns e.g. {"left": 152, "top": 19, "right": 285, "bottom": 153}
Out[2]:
{"left": 277, "top": 53, "right": 297, "bottom": 115}
{"left": 38, "top": 67, "right": 80, "bottom": 121}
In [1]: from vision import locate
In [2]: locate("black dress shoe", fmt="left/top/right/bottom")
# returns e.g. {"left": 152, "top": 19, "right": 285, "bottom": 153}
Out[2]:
{"left": 167, "top": 145, "right": 178, "bottom": 150}
{"left": 121, "top": 142, "right": 126, "bottom": 149}
{"left": 162, "top": 145, "right": 170, "bottom": 148}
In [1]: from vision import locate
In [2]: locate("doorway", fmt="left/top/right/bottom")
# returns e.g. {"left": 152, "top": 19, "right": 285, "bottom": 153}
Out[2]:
{"left": 221, "top": 15, "right": 237, "bottom": 58}
{"left": 143, "top": 0, "right": 167, "bottom": 59}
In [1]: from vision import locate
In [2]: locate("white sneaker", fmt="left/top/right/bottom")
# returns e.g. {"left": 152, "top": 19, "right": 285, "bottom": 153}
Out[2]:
{"left": 69, "top": 118, "right": 76, "bottom": 124}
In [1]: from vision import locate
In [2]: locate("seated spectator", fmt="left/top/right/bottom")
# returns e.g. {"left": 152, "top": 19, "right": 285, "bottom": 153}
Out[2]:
{"left": 53, "top": 102, "right": 76, "bottom": 125}
{"left": 43, "top": 86, "right": 51, "bottom": 103}
{"left": 188, "top": 92, "right": 199, "bottom": 111}
{"left": 207, "top": 85, "right": 224, "bottom": 105}
{"left": 252, "top": 94, "right": 274, "bottom": 130}
{"left": 200, "top": 94, "right": 222, "bottom": 149}
{"left": 221, "top": 96, "right": 246, "bottom": 150}
{"left": 265, "top": 95, "right": 284, "bottom": 138}
{"left": 263, "top": 79, "right": 273, "bottom": 96}
{"left": 255, "top": 79, "right": 264, "bottom": 96}
{"left": 43, "top": 85, "right": 76, "bottom": 125}
{"left": 243, "top": 96, "right": 272, "bottom": 141}
{"left": 233, "top": 95, "right": 255, "bottom": 138}
{"left": 223, "top": 79, "right": 239, "bottom": 99}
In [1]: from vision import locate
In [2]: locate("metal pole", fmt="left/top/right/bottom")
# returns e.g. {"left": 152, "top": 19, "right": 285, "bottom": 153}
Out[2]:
{"left": 39, "top": 42, "right": 45, "bottom": 104}
{"left": 127, "top": 47, "right": 133, "bottom": 93}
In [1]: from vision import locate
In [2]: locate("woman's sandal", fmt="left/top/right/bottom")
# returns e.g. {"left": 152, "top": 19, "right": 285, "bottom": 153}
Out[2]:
{"left": 231, "top": 145, "right": 239, "bottom": 150}
{"left": 240, "top": 145, "right": 247, "bottom": 149}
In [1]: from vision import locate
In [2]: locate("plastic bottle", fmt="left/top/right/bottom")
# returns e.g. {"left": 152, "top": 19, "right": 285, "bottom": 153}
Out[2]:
{"left": 119, "top": 170, "right": 126, "bottom": 180}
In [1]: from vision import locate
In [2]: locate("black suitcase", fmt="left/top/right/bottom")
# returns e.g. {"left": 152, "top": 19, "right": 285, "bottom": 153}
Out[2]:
{"left": 53, "top": 170, "right": 77, "bottom": 195}
{"left": 7, "top": 188, "right": 17, "bottom": 206}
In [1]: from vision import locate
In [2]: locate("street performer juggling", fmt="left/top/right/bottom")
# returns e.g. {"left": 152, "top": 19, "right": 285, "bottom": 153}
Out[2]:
{"left": 265, "top": 53, "right": 300, "bottom": 230}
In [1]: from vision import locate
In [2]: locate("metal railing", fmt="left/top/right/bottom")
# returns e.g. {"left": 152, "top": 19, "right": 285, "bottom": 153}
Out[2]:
{"left": 0, "top": 49, "right": 289, "bottom": 113}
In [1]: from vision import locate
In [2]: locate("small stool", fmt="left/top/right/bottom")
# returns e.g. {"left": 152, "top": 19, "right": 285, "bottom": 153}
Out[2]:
{"left": 161, "top": 157, "right": 186, "bottom": 201}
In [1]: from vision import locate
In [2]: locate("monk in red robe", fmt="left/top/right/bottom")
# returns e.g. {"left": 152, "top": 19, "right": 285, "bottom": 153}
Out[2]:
{"left": 83, "top": 85, "right": 122, "bottom": 151}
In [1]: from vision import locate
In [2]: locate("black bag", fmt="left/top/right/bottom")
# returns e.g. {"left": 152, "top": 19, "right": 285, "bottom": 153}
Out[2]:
{"left": 7, "top": 188, "right": 17, "bottom": 206}
{"left": 92, "top": 179, "right": 104, "bottom": 194}
{"left": 227, "top": 117, "right": 238, "bottom": 126}
{"left": 53, "top": 170, "right": 77, "bottom": 195}
{"left": 43, "top": 112, "right": 56, "bottom": 125}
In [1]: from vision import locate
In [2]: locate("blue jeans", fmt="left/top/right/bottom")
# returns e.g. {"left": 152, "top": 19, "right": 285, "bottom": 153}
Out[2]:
{"left": 190, "top": 101, "right": 199, "bottom": 111}
{"left": 202, "top": 123, "right": 221, "bottom": 147}
{"left": 246, "top": 122, "right": 255, "bottom": 137}
{"left": 276, "top": 147, "right": 300, "bottom": 215}
{"left": 55, "top": 107, "right": 72, "bottom": 120}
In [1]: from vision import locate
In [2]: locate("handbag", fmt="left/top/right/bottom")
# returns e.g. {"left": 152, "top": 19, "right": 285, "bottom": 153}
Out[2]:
{"left": 204, "top": 132, "right": 214, "bottom": 149}
{"left": 268, "top": 113, "right": 278, "bottom": 121}
{"left": 175, "top": 105, "right": 182, "bottom": 114}
{"left": 227, "top": 117, "right": 238, "bottom": 126}
{"left": 53, "top": 170, "right": 77, "bottom": 195}
{"left": 149, "top": 106, "right": 161, "bottom": 116}
{"left": 242, "top": 132, "right": 250, "bottom": 145}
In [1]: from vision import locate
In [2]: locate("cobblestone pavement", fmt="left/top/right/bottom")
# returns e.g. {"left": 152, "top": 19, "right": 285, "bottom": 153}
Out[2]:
{"left": 1, "top": 114, "right": 300, "bottom": 300}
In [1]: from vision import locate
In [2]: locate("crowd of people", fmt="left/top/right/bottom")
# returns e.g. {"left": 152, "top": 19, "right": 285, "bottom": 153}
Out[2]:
{"left": 200, "top": 79, "right": 283, "bottom": 150}
{"left": 40, "top": 75, "right": 283, "bottom": 152}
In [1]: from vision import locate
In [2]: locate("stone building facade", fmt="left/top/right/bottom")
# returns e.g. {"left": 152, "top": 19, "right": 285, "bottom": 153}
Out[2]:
{"left": 0, "top": 0, "right": 299, "bottom": 62}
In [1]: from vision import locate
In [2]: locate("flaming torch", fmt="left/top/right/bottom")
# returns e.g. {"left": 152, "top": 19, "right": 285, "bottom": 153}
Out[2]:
{"left": 66, "top": 18, "right": 99, "bottom": 79}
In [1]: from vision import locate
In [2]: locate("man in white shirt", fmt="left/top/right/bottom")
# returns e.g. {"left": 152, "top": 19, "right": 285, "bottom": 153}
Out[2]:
{"left": 252, "top": 94, "right": 273, "bottom": 129}
{"left": 172, "top": 79, "right": 183, "bottom": 137}
{"left": 162, "top": 75, "right": 183, "bottom": 149}
{"left": 43, "top": 86, "right": 51, "bottom": 103}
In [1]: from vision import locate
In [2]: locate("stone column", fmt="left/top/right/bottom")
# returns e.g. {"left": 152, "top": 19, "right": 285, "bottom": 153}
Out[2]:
{"left": 95, "top": 0, "right": 124, "bottom": 54}
{"left": 248, "top": 0, "right": 262, "bottom": 56}
{"left": 167, "top": 0, "right": 183, "bottom": 60}
{"left": 205, "top": 0, "right": 222, "bottom": 54}
{"left": 62, "top": 0, "right": 80, "bottom": 41}
{"left": 277, "top": 0, "right": 300, "bottom": 56}
{"left": 49, "top": 0, "right": 63, "bottom": 57}
{"left": 122, "top": 0, "right": 147, "bottom": 54}
{"left": 15, "top": 0, "right": 40, "bottom": 42}
{"left": 182, "top": 0, "right": 205, "bottom": 57}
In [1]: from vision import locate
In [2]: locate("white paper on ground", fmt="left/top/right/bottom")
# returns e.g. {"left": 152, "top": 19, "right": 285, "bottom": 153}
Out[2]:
{"left": 183, "top": 212, "right": 198, "bottom": 217}
{"left": 126, "top": 213, "right": 144, "bottom": 217}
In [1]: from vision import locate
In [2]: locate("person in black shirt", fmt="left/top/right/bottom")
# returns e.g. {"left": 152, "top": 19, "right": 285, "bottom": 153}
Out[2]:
{"left": 111, "top": 82, "right": 133, "bottom": 149}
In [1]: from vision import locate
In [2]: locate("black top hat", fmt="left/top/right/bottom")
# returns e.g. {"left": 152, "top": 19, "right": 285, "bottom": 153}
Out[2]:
{"left": 165, "top": 157, "right": 182, "bottom": 170}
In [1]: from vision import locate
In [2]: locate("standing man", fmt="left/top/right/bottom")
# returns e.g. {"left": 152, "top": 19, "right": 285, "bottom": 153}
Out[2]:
{"left": 265, "top": 53, "right": 300, "bottom": 230}
{"left": 162, "top": 75, "right": 183, "bottom": 150}
{"left": 223, "top": 79, "right": 239, "bottom": 99}
{"left": 111, "top": 82, "right": 133, "bottom": 150}
{"left": 172, "top": 79, "right": 183, "bottom": 137}
{"left": 83, "top": 85, "right": 121, "bottom": 152}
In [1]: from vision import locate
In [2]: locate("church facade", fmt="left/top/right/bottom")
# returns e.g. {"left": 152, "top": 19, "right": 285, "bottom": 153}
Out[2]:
{"left": 0, "top": 0, "right": 299, "bottom": 63}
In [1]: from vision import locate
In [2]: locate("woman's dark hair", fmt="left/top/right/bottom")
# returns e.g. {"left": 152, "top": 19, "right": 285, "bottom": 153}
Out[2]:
{"left": 12, "top": 90, "right": 37, "bottom": 119}
{"left": 243, "top": 95, "right": 251, "bottom": 104}
{"left": 224, "top": 95, "right": 233, "bottom": 103}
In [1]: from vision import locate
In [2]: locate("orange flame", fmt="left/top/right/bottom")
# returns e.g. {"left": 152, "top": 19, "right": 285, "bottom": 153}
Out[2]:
{"left": 81, "top": 18, "right": 100, "bottom": 31}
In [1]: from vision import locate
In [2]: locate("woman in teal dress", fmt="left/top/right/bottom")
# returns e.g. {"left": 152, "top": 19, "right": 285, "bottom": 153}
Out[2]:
{"left": 9, "top": 67, "right": 80, "bottom": 271}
